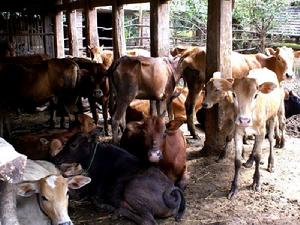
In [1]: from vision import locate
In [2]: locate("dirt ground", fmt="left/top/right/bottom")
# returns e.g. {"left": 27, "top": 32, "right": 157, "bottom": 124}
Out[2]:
{"left": 7, "top": 110, "right": 300, "bottom": 225}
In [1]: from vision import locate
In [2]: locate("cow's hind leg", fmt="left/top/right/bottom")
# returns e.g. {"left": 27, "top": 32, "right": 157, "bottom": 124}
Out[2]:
{"left": 267, "top": 118, "right": 275, "bottom": 173}
{"left": 117, "top": 206, "right": 157, "bottom": 225}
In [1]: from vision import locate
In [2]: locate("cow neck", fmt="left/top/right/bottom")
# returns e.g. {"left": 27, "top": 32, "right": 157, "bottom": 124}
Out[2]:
{"left": 36, "top": 194, "right": 51, "bottom": 224}
{"left": 86, "top": 141, "right": 99, "bottom": 172}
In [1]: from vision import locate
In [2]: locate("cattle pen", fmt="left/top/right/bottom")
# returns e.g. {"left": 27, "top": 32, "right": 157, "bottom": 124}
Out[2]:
{"left": 1, "top": 0, "right": 300, "bottom": 225}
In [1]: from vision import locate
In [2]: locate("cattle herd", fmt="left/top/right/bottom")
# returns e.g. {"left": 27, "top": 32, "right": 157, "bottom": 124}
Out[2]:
{"left": 1, "top": 44, "right": 300, "bottom": 225}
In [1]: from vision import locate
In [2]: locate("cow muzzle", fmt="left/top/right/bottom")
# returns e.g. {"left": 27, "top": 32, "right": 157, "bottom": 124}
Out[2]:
{"left": 93, "top": 89, "right": 103, "bottom": 98}
{"left": 236, "top": 116, "right": 252, "bottom": 127}
{"left": 286, "top": 72, "right": 295, "bottom": 79}
{"left": 148, "top": 149, "right": 163, "bottom": 163}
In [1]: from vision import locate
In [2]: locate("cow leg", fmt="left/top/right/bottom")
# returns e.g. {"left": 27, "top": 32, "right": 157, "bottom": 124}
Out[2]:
{"left": 117, "top": 207, "right": 157, "bottom": 225}
{"left": 166, "top": 97, "right": 174, "bottom": 121}
{"left": 48, "top": 98, "right": 56, "bottom": 128}
{"left": 88, "top": 97, "right": 99, "bottom": 126}
{"left": 267, "top": 119, "right": 275, "bottom": 173}
{"left": 102, "top": 97, "right": 109, "bottom": 136}
{"left": 150, "top": 100, "right": 157, "bottom": 116}
{"left": 228, "top": 132, "right": 243, "bottom": 199}
{"left": 252, "top": 134, "right": 264, "bottom": 192}
{"left": 275, "top": 111, "right": 286, "bottom": 149}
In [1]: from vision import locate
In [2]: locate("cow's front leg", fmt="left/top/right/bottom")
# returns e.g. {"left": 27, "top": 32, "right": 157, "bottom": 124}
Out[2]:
{"left": 252, "top": 134, "right": 264, "bottom": 192}
{"left": 228, "top": 132, "right": 243, "bottom": 199}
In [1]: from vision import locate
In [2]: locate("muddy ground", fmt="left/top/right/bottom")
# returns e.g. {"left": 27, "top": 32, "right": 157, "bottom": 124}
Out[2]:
{"left": 7, "top": 109, "right": 300, "bottom": 225}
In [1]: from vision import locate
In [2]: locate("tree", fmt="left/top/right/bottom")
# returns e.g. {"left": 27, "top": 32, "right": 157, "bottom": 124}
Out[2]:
{"left": 233, "top": 0, "right": 290, "bottom": 52}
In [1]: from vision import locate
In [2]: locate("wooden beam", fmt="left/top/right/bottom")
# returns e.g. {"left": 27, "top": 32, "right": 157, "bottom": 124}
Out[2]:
{"left": 43, "top": 15, "right": 55, "bottom": 57}
{"left": 84, "top": 3, "right": 99, "bottom": 57}
{"left": 65, "top": 0, "right": 79, "bottom": 57}
{"left": 112, "top": 1, "right": 126, "bottom": 60}
{"left": 202, "top": 0, "right": 232, "bottom": 156}
{"left": 54, "top": 0, "right": 65, "bottom": 58}
{"left": 150, "top": 0, "right": 170, "bottom": 57}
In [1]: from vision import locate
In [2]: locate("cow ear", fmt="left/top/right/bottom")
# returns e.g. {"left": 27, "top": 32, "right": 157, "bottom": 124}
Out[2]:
{"left": 49, "top": 139, "right": 63, "bottom": 157}
{"left": 60, "top": 163, "right": 83, "bottom": 177}
{"left": 259, "top": 82, "right": 277, "bottom": 94}
{"left": 265, "top": 48, "right": 275, "bottom": 56}
{"left": 67, "top": 175, "right": 91, "bottom": 189}
{"left": 166, "top": 120, "right": 184, "bottom": 131}
{"left": 294, "top": 51, "right": 300, "bottom": 58}
{"left": 17, "top": 182, "right": 39, "bottom": 197}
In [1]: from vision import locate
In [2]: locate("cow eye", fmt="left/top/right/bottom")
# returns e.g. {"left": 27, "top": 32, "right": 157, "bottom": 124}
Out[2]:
{"left": 254, "top": 93, "right": 258, "bottom": 99}
{"left": 66, "top": 191, "right": 69, "bottom": 197}
{"left": 232, "top": 92, "right": 236, "bottom": 98}
{"left": 41, "top": 196, "right": 48, "bottom": 201}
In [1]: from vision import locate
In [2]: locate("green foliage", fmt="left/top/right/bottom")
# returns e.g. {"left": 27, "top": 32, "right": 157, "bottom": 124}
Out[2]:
{"left": 233, "top": 0, "right": 290, "bottom": 33}
{"left": 170, "top": 0, "right": 207, "bottom": 33}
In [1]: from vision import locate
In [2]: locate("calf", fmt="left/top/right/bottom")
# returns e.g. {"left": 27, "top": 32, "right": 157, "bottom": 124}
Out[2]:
{"left": 12, "top": 114, "right": 96, "bottom": 160}
{"left": 179, "top": 46, "right": 300, "bottom": 138}
{"left": 17, "top": 159, "right": 90, "bottom": 225}
{"left": 220, "top": 68, "right": 285, "bottom": 199}
{"left": 120, "top": 116, "right": 188, "bottom": 189}
{"left": 53, "top": 133, "right": 186, "bottom": 224}
{"left": 108, "top": 56, "right": 181, "bottom": 143}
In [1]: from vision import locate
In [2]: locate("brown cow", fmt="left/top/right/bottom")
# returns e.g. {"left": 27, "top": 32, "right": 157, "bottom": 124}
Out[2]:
{"left": 212, "top": 69, "right": 285, "bottom": 199}
{"left": 179, "top": 46, "right": 300, "bottom": 138}
{"left": 0, "top": 58, "right": 80, "bottom": 130}
{"left": 11, "top": 114, "right": 96, "bottom": 160}
{"left": 120, "top": 116, "right": 188, "bottom": 189}
{"left": 1, "top": 54, "right": 50, "bottom": 65}
{"left": 108, "top": 55, "right": 181, "bottom": 143}
{"left": 126, "top": 86, "right": 205, "bottom": 123}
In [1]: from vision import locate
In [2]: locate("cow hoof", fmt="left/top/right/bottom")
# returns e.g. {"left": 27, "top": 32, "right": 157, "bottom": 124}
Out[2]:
{"left": 267, "top": 167, "right": 274, "bottom": 173}
{"left": 227, "top": 189, "right": 238, "bottom": 200}
{"left": 242, "top": 160, "right": 254, "bottom": 168}
{"left": 252, "top": 183, "right": 261, "bottom": 192}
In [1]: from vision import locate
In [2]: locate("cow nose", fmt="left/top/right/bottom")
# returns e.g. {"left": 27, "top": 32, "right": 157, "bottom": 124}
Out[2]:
{"left": 202, "top": 102, "right": 208, "bottom": 108}
{"left": 286, "top": 72, "right": 294, "bottom": 79}
{"left": 239, "top": 117, "right": 251, "bottom": 125}
{"left": 93, "top": 89, "right": 103, "bottom": 98}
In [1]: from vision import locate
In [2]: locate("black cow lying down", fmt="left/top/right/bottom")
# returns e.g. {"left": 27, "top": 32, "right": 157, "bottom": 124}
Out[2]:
{"left": 52, "top": 132, "right": 185, "bottom": 225}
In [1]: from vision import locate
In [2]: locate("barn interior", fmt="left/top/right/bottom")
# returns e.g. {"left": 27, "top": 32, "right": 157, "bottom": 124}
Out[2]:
{"left": 1, "top": 0, "right": 300, "bottom": 225}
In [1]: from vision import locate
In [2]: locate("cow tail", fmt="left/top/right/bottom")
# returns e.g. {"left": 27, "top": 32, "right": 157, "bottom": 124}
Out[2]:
{"left": 162, "top": 186, "right": 186, "bottom": 221}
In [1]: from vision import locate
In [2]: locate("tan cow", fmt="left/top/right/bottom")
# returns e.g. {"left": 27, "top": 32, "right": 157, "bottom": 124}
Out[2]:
{"left": 214, "top": 68, "right": 285, "bottom": 199}
{"left": 17, "top": 159, "right": 91, "bottom": 225}
{"left": 179, "top": 46, "right": 300, "bottom": 138}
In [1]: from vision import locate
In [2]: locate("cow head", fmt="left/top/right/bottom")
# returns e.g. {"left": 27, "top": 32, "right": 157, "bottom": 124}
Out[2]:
{"left": 17, "top": 174, "right": 91, "bottom": 225}
{"left": 231, "top": 77, "right": 277, "bottom": 127}
{"left": 202, "top": 72, "right": 234, "bottom": 109}
{"left": 266, "top": 46, "right": 300, "bottom": 81}
{"left": 143, "top": 116, "right": 166, "bottom": 162}
{"left": 88, "top": 45, "right": 104, "bottom": 63}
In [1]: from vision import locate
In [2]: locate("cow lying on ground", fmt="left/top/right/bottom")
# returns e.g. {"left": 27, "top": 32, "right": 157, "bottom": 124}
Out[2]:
{"left": 179, "top": 46, "right": 300, "bottom": 138}
{"left": 53, "top": 132, "right": 186, "bottom": 224}
{"left": 216, "top": 68, "right": 285, "bottom": 199}
{"left": 284, "top": 89, "right": 300, "bottom": 118}
{"left": 108, "top": 55, "right": 181, "bottom": 144}
{"left": 120, "top": 116, "right": 188, "bottom": 189}
{"left": 12, "top": 114, "right": 96, "bottom": 160}
{"left": 17, "top": 159, "right": 91, "bottom": 225}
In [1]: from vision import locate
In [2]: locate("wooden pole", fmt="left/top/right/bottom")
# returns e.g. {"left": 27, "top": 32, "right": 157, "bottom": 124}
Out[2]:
{"left": 112, "top": 0, "right": 126, "bottom": 60}
{"left": 150, "top": 0, "right": 170, "bottom": 57}
{"left": 84, "top": 1, "right": 99, "bottom": 57}
{"left": 202, "top": 0, "right": 232, "bottom": 156}
{"left": 54, "top": 0, "right": 65, "bottom": 58}
{"left": 65, "top": 0, "right": 79, "bottom": 56}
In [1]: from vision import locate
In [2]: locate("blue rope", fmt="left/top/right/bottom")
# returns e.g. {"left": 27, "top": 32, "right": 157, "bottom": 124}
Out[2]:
{"left": 86, "top": 142, "right": 98, "bottom": 172}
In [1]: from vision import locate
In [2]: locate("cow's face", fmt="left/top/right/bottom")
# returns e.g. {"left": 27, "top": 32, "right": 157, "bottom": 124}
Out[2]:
{"left": 232, "top": 77, "right": 277, "bottom": 127}
{"left": 17, "top": 175, "right": 91, "bottom": 225}
{"left": 143, "top": 116, "right": 165, "bottom": 163}
{"left": 53, "top": 133, "right": 90, "bottom": 165}
{"left": 203, "top": 78, "right": 233, "bottom": 108}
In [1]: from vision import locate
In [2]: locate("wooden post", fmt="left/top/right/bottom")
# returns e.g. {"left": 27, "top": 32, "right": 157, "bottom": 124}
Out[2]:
{"left": 112, "top": 0, "right": 126, "bottom": 60}
{"left": 150, "top": 0, "right": 170, "bottom": 57}
{"left": 84, "top": 1, "right": 99, "bottom": 57}
{"left": 138, "top": 5, "right": 143, "bottom": 47}
{"left": 54, "top": 0, "right": 65, "bottom": 58}
{"left": 65, "top": 0, "right": 79, "bottom": 56}
{"left": 43, "top": 15, "right": 54, "bottom": 57}
{"left": 202, "top": 0, "right": 232, "bottom": 156}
